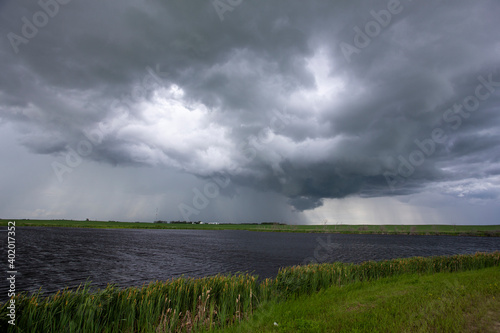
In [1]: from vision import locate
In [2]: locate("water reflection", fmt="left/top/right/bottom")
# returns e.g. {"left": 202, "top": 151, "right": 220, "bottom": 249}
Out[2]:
{"left": 1, "top": 227, "right": 498, "bottom": 300}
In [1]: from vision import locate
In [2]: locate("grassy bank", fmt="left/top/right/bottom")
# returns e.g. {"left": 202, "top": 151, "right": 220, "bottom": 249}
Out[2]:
{"left": 225, "top": 267, "right": 500, "bottom": 332}
{"left": 1, "top": 252, "right": 499, "bottom": 332}
{"left": 2, "top": 219, "right": 500, "bottom": 236}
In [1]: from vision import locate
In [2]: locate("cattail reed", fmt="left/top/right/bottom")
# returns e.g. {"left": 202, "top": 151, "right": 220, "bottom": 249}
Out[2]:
{"left": 0, "top": 252, "right": 498, "bottom": 332}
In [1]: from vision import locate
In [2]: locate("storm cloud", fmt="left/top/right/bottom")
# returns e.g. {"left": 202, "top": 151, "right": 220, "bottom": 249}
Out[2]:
{"left": 1, "top": 0, "right": 499, "bottom": 222}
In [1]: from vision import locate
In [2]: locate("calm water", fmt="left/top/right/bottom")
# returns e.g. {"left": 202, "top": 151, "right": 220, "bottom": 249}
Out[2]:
{"left": 1, "top": 227, "right": 499, "bottom": 300}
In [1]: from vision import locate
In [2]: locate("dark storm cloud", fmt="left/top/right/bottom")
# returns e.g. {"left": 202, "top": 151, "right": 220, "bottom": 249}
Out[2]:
{"left": 1, "top": 0, "right": 499, "bottom": 212}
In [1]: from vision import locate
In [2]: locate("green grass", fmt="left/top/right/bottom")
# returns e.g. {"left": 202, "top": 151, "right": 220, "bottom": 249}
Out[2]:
{"left": 224, "top": 267, "right": 500, "bottom": 333}
{"left": 2, "top": 219, "right": 499, "bottom": 236}
{"left": 1, "top": 252, "right": 498, "bottom": 332}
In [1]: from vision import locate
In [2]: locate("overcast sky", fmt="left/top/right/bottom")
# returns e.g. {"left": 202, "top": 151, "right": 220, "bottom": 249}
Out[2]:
{"left": 1, "top": 0, "right": 499, "bottom": 224}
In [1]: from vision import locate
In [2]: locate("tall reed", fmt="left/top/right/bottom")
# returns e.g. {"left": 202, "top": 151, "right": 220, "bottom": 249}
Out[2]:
{"left": 1, "top": 252, "right": 498, "bottom": 332}
{"left": 275, "top": 252, "right": 500, "bottom": 298}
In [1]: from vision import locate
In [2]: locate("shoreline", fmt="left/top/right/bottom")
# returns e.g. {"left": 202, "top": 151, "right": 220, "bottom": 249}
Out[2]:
{"left": 1, "top": 252, "right": 498, "bottom": 331}
{"left": 2, "top": 219, "right": 500, "bottom": 237}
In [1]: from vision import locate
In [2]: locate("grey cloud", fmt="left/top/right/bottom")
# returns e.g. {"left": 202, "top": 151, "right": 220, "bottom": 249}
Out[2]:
{"left": 1, "top": 0, "right": 500, "bottom": 215}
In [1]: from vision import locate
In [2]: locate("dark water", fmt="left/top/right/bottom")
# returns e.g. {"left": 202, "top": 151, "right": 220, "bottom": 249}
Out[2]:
{"left": 1, "top": 227, "right": 499, "bottom": 300}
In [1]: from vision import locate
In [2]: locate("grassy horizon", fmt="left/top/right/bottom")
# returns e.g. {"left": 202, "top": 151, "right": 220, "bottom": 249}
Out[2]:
{"left": 1, "top": 219, "right": 500, "bottom": 236}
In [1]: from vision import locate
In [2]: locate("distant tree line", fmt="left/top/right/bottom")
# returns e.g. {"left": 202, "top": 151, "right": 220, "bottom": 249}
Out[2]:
{"left": 153, "top": 221, "right": 287, "bottom": 225}
{"left": 154, "top": 220, "right": 203, "bottom": 224}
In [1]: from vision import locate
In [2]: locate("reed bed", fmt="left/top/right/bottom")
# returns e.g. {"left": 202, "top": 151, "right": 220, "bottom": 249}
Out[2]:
{"left": 275, "top": 251, "right": 500, "bottom": 298}
{"left": 1, "top": 252, "right": 498, "bottom": 332}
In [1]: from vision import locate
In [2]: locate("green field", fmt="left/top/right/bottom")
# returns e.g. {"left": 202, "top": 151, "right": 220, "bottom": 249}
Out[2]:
{"left": 1, "top": 252, "right": 499, "bottom": 332}
{"left": 1, "top": 219, "right": 500, "bottom": 236}
{"left": 224, "top": 267, "right": 500, "bottom": 333}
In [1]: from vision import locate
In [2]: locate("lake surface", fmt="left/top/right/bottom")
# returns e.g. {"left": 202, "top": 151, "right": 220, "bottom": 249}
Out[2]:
{"left": 1, "top": 227, "right": 499, "bottom": 301}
